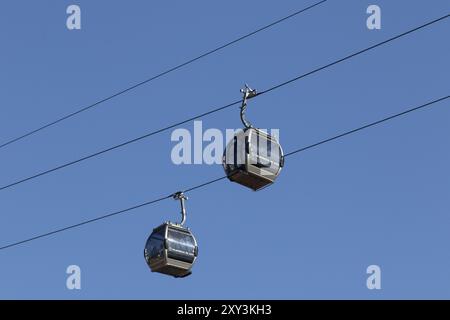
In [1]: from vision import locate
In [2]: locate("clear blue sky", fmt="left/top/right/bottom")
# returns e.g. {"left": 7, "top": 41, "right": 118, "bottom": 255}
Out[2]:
{"left": 0, "top": 0, "right": 448, "bottom": 299}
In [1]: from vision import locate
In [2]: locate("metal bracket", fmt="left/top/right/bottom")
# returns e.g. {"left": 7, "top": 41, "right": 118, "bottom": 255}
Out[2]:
{"left": 173, "top": 191, "right": 188, "bottom": 225}
{"left": 240, "top": 84, "right": 257, "bottom": 129}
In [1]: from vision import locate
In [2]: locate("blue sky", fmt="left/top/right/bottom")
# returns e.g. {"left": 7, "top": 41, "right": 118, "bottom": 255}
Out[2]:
{"left": 0, "top": 0, "right": 449, "bottom": 299}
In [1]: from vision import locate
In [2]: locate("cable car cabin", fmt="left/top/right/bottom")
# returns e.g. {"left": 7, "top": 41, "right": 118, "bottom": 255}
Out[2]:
{"left": 223, "top": 128, "right": 284, "bottom": 191}
{"left": 144, "top": 222, "right": 198, "bottom": 278}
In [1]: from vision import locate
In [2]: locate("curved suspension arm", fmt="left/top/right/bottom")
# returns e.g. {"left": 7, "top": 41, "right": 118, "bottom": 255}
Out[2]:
{"left": 173, "top": 192, "right": 188, "bottom": 225}
{"left": 240, "top": 84, "right": 257, "bottom": 129}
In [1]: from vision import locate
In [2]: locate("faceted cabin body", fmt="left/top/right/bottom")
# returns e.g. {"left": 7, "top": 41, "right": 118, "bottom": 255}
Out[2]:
{"left": 144, "top": 222, "right": 198, "bottom": 278}
{"left": 223, "top": 128, "right": 284, "bottom": 191}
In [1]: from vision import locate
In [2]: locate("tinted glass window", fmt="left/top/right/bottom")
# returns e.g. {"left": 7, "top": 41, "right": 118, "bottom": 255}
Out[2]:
{"left": 167, "top": 228, "right": 196, "bottom": 263}
{"left": 167, "top": 228, "right": 196, "bottom": 254}
{"left": 146, "top": 235, "right": 164, "bottom": 261}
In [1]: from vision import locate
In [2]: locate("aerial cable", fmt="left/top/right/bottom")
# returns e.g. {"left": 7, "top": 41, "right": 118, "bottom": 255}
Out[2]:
{"left": 0, "top": 0, "right": 328, "bottom": 151}
{"left": 0, "top": 14, "right": 446, "bottom": 193}
{"left": 0, "top": 94, "right": 447, "bottom": 251}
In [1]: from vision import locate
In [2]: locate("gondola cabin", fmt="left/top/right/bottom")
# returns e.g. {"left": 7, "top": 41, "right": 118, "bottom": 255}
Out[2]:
{"left": 223, "top": 127, "right": 284, "bottom": 191}
{"left": 144, "top": 222, "right": 198, "bottom": 278}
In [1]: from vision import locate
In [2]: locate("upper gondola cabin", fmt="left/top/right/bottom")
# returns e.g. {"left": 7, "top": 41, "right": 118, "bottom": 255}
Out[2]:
{"left": 223, "top": 127, "right": 284, "bottom": 191}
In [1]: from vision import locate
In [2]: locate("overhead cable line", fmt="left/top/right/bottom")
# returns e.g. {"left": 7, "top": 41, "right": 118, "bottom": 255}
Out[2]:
{"left": 0, "top": 195, "right": 173, "bottom": 251}
{"left": 0, "top": 0, "right": 328, "bottom": 151}
{"left": 257, "top": 14, "right": 449, "bottom": 96}
{"left": 1, "top": 95, "right": 448, "bottom": 251}
{"left": 0, "top": 100, "right": 242, "bottom": 192}
{"left": 284, "top": 95, "right": 449, "bottom": 157}
{"left": 0, "top": 14, "right": 447, "bottom": 194}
